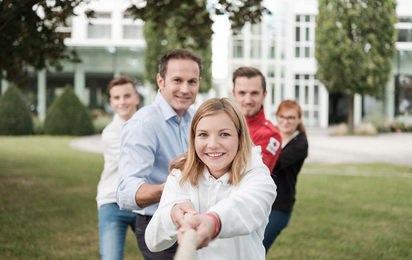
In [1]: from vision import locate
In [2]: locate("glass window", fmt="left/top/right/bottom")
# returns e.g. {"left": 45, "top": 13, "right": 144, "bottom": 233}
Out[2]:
{"left": 295, "top": 85, "right": 300, "bottom": 100}
{"left": 295, "top": 27, "right": 300, "bottom": 42}
{"left": 314, "top": 111, "right": 319, "bottom": 125}
{"left": 296, "top": 15, "right": 300, "bottom": 22}
{"left": 281, "top": 84, "right": 284, "bottom": 100}
{"left": 305, "top": 47, "right": 310, "bottom": 57}
{"left": 314, "top": 85, "right": 319, "bottom": 105}
{"left": 123, "top": 25, "right": 143, "bottom": 39}
{"left": 295, "top": 74, "right": 300, "bottom": 80}
{"left": 267, "top": 66, "right": 275, "bottom": 78}
{"left": 250, "top": 40, "right": 261, "bottom": 59}
{"left": 271, "top": 84, "right": 275, "bottom": 105}
{"left": 233, "top": 39, "right": 244, "bottom": 58}
{"left": 304, "top": 74, "right": 310, "bottom": 80}
{"left": 306, "top": 28, "right": 310, "bottom": 41}
{"left": 398, "top": 29, "right": 412, "bottom": 42}
{"left": 295, "top": 47, "right": 300, "bottom": 58}
{"left": 399, "top": 17, "right": 412, "bottom": 23}
{"left": 396, "top": 75, "right": 412, "bottom": 115}
{"left": 88, "top": 24, "right": 111, "bottom": 39}
{"left": 281, "top": 67, "right": 285, "bottom": 78}
{"left": 123, "top": 12, "right": 134, "bottom": 19}
{"left": 305, "top": 15, "right": 310, "bottom": 22}
{"left": 269, "top": 41, "right": 275, "bottom": 59}
{"left": 251, "top": 23, "right": 261, "bottom": 35}
{"left": 95, "top": 12, "right": 111, "bottom": 19}
{"left": 305, "top": 86, "right": 309, "bottom": 104}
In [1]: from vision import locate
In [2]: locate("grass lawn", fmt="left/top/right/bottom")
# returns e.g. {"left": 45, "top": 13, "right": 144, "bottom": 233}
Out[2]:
{"left": 1, "top": 136, "right": 411, "bottom": 259}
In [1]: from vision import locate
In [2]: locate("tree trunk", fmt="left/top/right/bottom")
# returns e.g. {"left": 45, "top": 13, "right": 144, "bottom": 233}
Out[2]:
{"left": 347, "top": 95, "right": 354, "bottom": 134}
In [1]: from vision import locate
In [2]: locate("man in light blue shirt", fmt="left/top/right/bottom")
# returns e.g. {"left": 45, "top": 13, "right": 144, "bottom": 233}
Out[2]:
{"left": 117, "top": 49, "right": 202, "bottom": 260}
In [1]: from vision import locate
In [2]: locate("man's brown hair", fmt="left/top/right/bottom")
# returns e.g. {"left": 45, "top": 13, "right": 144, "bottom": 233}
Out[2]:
{"left": 158, "top": 49, "right": 202, "bottom": 79}
{"left": 108, "top": 75, "right": 135, "bottom": 91}
{"left": 232, "top": 67, "right": 266, "bottom": 93}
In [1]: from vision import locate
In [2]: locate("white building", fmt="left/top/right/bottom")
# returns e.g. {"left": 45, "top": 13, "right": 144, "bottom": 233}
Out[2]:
{"left": 222, "top": 0, "right": 412, "bottom": 127}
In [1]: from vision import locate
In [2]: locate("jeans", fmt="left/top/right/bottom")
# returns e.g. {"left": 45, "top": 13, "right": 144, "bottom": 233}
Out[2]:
{"left": 98, "top": 203, "right": 137, "bottom": 260}
{"left": 135, "top": 214, "right": 178, "bottom": 260}
{"left": 263, "top": 210, "right": 292, "bottom": 253}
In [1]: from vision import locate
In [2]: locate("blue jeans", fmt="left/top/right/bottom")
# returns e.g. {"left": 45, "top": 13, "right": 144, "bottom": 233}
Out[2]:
{"left": 263, "top": 210, "right": 292, "bottom": 253}
{"left": 98, "top": 203, "right": 137, "bottom": 260}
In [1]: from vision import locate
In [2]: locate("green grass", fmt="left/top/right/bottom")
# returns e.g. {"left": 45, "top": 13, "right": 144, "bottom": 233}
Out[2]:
{"left": 1, "top": 136, "right": 411, "bottom": 259}
{"left": 0, "top": 136, "right": 142, "bottom": 260}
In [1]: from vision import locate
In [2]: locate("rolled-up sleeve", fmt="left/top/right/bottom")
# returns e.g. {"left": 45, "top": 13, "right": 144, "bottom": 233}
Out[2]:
{"left": 116, "top": 119, "right": 157, "bottom": 211}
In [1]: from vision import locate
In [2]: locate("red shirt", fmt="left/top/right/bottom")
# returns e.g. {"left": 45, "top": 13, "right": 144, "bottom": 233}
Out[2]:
{"left": 246, "top": 107, "right": 282, "bottom": 172}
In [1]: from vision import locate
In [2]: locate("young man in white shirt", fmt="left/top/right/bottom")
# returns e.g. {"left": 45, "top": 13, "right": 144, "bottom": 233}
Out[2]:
{"left": 96, "top": 75, "right": 140, "bottom": 260}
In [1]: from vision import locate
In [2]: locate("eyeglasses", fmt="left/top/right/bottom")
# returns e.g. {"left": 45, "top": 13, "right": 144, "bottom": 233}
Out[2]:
{"left": 277, "top": 115, "right": 297, "bottom": 122}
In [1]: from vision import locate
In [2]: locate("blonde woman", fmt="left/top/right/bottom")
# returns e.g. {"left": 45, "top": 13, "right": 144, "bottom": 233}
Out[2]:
{"left": 145, "top": 98, "right": 277, "bottom": 260}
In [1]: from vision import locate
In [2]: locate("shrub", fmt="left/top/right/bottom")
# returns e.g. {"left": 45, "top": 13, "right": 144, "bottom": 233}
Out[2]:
{"left": 0, "top": 84, "right": 33, "bottom": 135}
{"left": 44, "top": 86, "right": 94, "bottom": 136}
{"left": 33, "top": 117, "right": 44, "bottom": 135}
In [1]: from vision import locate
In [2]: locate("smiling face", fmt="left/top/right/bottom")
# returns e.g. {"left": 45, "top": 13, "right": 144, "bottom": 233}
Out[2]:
{"left": 109, "top": 83, "right": 140, "bottom": 121}
{"left": 277, "top": 108, "right": 301, "bottom": 135}
{"left": 157, "top": 58, "right": 201, "bottom": 118}
{"left": 232, "top": 76, "right": 267, "bottom": 118}
{"left": 195, "top": 112, "right": 239, "bottom": 179}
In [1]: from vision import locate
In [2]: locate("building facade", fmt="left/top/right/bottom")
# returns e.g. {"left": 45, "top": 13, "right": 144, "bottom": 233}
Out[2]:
{"left": 224, "top": 0, "right": 412, "bottom": 127}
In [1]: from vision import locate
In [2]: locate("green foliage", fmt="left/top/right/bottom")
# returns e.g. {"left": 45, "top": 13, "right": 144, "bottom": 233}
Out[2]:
{"left": 315, "top": 0, "right": 397, "bottom": 97}
{"left": 127, "top": 0, "right": 268, "bottom": 92}
{"left": 0, "top": 84, "right": 33, "bottom": 135}
{"left": 44, "top": 86, "right": 94, "bottom": 136}
{"left": 0, "top": 0, "right": 84, "bottom": 87}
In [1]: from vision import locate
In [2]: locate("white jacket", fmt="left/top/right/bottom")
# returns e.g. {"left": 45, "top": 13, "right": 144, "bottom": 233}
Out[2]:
{"left": 145, "top": 146, "right": 277, "bottom": 260}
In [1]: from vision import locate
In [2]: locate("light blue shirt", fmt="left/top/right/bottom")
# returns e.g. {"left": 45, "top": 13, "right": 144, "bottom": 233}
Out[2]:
{"left": 117, "top": 91, "right": 195, "bottom": 216}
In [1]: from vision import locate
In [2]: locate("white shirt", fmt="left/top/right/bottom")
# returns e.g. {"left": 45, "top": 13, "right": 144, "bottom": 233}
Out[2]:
{"left": 96, "top": 114, "right": 125, "bottom": 209}
{"left": 145, "top": 146, "right": 277, "bottom": 260}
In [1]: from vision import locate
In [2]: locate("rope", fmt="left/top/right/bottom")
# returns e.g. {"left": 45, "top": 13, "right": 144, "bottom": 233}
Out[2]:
{"left": 173, "top": 213, "right": 197, "bottom": 260}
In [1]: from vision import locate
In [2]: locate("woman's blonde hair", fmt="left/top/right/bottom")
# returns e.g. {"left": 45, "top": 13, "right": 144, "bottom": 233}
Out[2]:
{"left": 169, "top": 98, "right": 253, "bottom": 187}
{"left": 276, "top": 100, "right": 306, "bottom": 134}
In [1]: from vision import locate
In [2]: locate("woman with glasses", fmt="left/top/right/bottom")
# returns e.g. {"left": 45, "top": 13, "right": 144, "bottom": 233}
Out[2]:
{"left": 263, "top": 100, "right": 309, "bottom": 253}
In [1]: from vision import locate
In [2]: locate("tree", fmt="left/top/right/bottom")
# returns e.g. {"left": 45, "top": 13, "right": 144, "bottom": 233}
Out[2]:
{"left": 0, "top": 84, "right": 33, "bottom": 135}
{"left": 44, "top": 86, "right": 94, "bottom": 136}
{"left": 315, "top": 0, "right": 397, "bottom": 133}
{"left": 0, "top": 0, "right": 85, "bottom": 87}
{"left": 126, "top": 0, "right": 269, "bottom": 92}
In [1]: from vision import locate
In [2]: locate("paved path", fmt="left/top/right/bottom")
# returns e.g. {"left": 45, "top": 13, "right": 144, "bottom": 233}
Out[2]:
{"left": 69, "top": 129, "right": 412, "bottom": 167}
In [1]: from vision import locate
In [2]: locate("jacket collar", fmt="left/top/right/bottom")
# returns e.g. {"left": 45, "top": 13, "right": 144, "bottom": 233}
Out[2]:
{"left": 245, "top": 106, "right": 266, "bottom": 125}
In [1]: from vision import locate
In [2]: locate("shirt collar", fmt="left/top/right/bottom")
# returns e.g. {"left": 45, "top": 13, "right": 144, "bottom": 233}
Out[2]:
{"left": 282, "top": 130, "right": 300, "bottom": 149}
{"left": 202, "top": 167, "right": 230, "bottom": 185}
{"left": 245, "top": 105, "right": 266, "bottom": 125}
{"left": 154, "top": 90, "right": 180, "bottom": 122}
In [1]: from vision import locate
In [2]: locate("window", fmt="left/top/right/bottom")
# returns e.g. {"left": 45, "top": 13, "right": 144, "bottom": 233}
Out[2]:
{"left": 281, "top": 67, "right": 285, "bottom": 78}
{"left": 269, "top": 41, "right": 275, "bottom": 59}
{"left": 267, "top": 66, "right": 275, "bottom": 78}
{"left": 295, "top": 85, "right": 300, "bottom": 100}
{"left": 399, "top": 17, "right": 412, "bottom": 23}
{"left": 88, "top": 24, "right": 111, "bottom": 39}
{"left": 271, "top": 84, "right": 275, "bottom": 105}
{"left": 295, "top": 75, "right": 300, "bottom": 80}
{"left": 295, "top": 27, "right": 300, "bottom": 42}
{"left": 250, "top": 40, "right": 261, "bottom": 59}
{"left": 306, "top": 28, "right": 310, "bottom": 41}
{"left": 305, "top": 47, "right": 310, "bottom": 58}
{"left": 296, "top": 15, "right": 300, "bottom": 22}
{"left": 398, "top": 29, "right": 412, "bottom": 42}
{"left": 123, "top": 25, "right": 143, "bottom": 39}
{"left": 314, "top": 111, "right": 319, "bottom": 125}
{"left": 94, "top": 12, "right": 111, "bottom": 19}
{"left": 314, "top": 85, "right": 319, "bottom": 105}
{"left": 305, "top": 86, "right": 309, "bottom": 104}
{"left": 304, "top": 74, "right": 310, "bottom": 80}
{"left": 281, "top": 84, "right": 284, "bottom": 100}
{"left": 305, "top": 15, "right": 310, "bottom": 22}
{"left": 295, "top": 47, "right": 300, "bottom": 58}
{"left": 233, "top": 40, "right": 244, "bottom": 58}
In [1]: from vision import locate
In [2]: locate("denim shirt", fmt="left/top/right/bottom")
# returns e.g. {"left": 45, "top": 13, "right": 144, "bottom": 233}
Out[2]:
{"left": 117, "top": 91, "right": 195, "bottom": 216}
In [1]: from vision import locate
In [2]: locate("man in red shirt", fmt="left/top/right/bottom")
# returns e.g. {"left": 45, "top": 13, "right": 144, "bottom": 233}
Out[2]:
{"left": 232, "top": 67, "right": 282, "bottom": 171}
